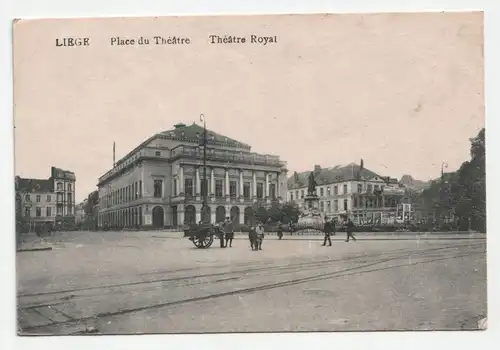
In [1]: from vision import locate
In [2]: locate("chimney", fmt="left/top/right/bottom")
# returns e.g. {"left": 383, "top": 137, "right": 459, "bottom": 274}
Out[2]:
{"left": 314, "top": 165, "right": 321, "bottom": 173}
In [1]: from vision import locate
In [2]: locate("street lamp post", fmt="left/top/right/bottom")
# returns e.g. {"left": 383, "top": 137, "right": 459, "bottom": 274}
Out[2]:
{"left": 200, "top": 114, "right": 209, "bottom": 224}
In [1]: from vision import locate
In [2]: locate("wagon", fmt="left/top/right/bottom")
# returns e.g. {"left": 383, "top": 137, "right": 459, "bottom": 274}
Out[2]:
{"left": 184, "top": 223, "right": 224, "bottom": 249}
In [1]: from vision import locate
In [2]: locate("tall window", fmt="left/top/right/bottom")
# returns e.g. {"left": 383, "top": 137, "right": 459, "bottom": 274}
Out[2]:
{"left": 334, "top": 186, "right": 338, "bottom": 195}
{"left": 295, "top": 190, "right": 299, "bottom": 199}
{"left": 301, "top": 190, "right": 304, "bottom": 199}
{"left": 25, "top": 194, "right": 31, "bottom": 201}
{"left": 270, "top": 184, "right": 276, "bottom": 199}
{"left": 334, "top": 200, "right": 338, "bottom": 212}
{"left": 67, "top": 193, "right": 72, "bottom": 204}
{"left": 327, "top": 201, "right": 331, "bottom": 212}
{"left": 47, "top": 207, "right": 52, "bottom": 217}
{"left": 320, "top": 201, "right": 324, "bottom": 212}
{"left": 215, "top": 180, "right": 223, "bottom": 197}
{"left": 24, "top": 207, "right": 30, "bottom": 217}
{"left": 354, "top": 197, "right": 358, "bottom": 208}
{"left": 357, "top": 184, "right": 362, "bottom": 193}
{"left": 256, "top": 183, "right": 264, "bottom": 199}
{"left": 229, "top": 181, "right": 237, "bottom": 197}
{"left": 367, "top": 184, "right": 373, "bottom": 193}
{"left": 36, "top": 195, "right": 41, "bottom": 202}
{"left": 36, "top": 207, "right": 41, "bottom": 217}
{"left": 243, "top": 182, "right": 250, "bottom": 198}
{"left": 57, "top": 193, "right": 63, "bottom": 202}
{"left": 57, "top": 206, "right": 63, "bottom": 215}
{"left": 139, "top": 180, "right": 143, "bottom": 198}
{"left": 173, "top": 180, "right": 177, "bottom": 197}
{"left": 320, "top": 188, "right": 324, "bottom": 196}
{"left": 47, "top": 195, "right": 51, "bottom": 202}
{"left": 327, "top": 187, "right": 331, "bottom": 196}
{"left": 154, "top": 180, "right": 163, "bottom": 197}
{"left": 68, "top": 183, "right": 72, "bottom": 191}
{"left": 201, "top": 179, "right": 208, "bottom": 197}
{"left": 290, "top": 193, "right": 294, "bottom": 201}
{"left": 134, "top": 182, "right": 138, "bottom": 200}
{"left": 185, "top": 178, "right": 194, "bottom": 197}
{"left": 57, "top": 182, "right": 63, "bottom": 191}
{"left": 343, "top": 184, "right": 348, "bottom": 194}
{"left": 343, "top": 199, "right": 348, "bottom": 211}
{"left": 67, "top": 205, "right": 73, "bottom": 214}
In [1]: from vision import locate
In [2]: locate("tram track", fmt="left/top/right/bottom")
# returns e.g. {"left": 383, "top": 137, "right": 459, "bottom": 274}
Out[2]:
{"left": 18, "top": 241, "right": 485, "bottom": 334}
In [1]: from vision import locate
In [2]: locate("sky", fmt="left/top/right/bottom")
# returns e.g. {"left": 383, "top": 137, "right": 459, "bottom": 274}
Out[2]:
{"left": 12, "top": 12, "right": 484, "bottom": 202}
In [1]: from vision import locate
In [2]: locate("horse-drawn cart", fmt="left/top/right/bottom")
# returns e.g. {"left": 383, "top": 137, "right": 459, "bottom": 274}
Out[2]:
{"left": 184, "top": 223, "right": 223, "bottom": 249}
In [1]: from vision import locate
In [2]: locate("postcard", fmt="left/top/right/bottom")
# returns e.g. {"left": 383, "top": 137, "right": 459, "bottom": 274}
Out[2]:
{"left": 13, "top": 12, "right": 486, "bottom": 335}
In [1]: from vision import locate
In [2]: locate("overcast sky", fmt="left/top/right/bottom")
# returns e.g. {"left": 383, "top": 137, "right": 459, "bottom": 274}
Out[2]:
{"left": 13, "top": 12, "right": 484, "bottom": 202}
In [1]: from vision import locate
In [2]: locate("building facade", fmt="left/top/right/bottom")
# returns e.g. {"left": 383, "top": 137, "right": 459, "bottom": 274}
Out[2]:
{"left": 287, "top": 163, "right": 408, "bottom": 225}
{"left": 15, "top": 166, "right": 76, "bottom": 229}
{"left": 97, "top": 122, "right": 288, "bottom": 229}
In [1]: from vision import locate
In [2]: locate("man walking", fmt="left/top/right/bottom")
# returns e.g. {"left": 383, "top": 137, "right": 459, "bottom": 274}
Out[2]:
{"left": 345, "top": 218, "right": 356, "bottom": 242}
{"left": 277, "top": 221, "right": 284, "bottom": 240}
{"left": 223, "top": 216, "right": 234, "bottom": 247}
{"left": 255, "top": 222, "right": 265, "bottom": 250}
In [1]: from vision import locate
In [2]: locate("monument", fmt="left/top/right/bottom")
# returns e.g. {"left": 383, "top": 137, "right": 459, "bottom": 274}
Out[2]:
{"left": 296, "top": 171, "right": 325, "bottom": 232}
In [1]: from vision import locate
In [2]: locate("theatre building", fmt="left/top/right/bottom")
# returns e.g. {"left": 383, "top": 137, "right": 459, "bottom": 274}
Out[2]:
{"left": 97, "top": 122, "right": 288, "bottom": 229}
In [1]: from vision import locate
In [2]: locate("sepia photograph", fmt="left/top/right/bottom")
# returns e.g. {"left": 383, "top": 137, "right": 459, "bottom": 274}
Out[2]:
{"left": 12, "top": 12, "right": 486, "bottom": 335}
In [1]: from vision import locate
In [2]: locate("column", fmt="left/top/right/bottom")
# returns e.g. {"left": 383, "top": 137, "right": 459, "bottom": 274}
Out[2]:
{"left": 277, "top": 172, "right": 281, "bottom": 199}
{"left": 196, "top": 167, "right": 201, "bottom": 195}
{"left": 252, "top": 171, "right": 257, "bottom": 197}
{"left": 179, "top": 166, "right": 184, "bottom": 194}
{"left": 225, "top": 169, "right": 230, "bottom": 196}
{"left": 265, "top": 172, "right": 270, "bottom": 198}
{"left": 239, "top": 207, "right": 245, "bottom": 225}
{"left": 239, "top": 170, "right": 244, "bottom": 197}
{"left": 195, "top": 208, "right": 201, "bottom": 224}
{"left": 178, "top": 205, "right": 185, "bottom": 226}
{"left": 211, "top": 168, "right": 215, "bottom": 195}
{"left": 210, "top": 206, "right": 216, "bottom": 224}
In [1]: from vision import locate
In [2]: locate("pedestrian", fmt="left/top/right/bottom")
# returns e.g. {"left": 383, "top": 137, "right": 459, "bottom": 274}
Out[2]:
{"left": 277, "top": 221, "right": 283, "bottom": 240}
{"left": 322, "top": 219, "right": 332, "bottom": 246}
{"left": 218, "top": 221, "right": 226, "bottom": 248}
{"left": 345, "top": 218, "right": 356, "bottom": 242}
{"left": 224, "top": 216, "right": 234, "bottom": 247}
{"left": 249, "top": 223, "right": 257, "bottom": 250}
{"left": 255, "top": 222, "right": 265, "bottom": 250}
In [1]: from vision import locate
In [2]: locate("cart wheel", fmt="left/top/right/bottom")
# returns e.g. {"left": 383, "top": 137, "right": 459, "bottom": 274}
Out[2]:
{"left": 193, "top": 232, "right": 214, "bottom": 248}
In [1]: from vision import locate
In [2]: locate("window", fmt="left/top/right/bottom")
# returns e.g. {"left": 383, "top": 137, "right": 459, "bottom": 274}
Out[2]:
{"left": 25, "top": 194, "right": 31, "bottom": 201}
{"left": 154, "top": 180, "right": 163, "bottom": 198}
{"left": 155, "top": 151, "right": 161, "bottom": 156}
{"left": 134, "top": 182, "right": 138, "bottom": 200}
{"left": 67, "top": 193, "right": 72, "bottom": 204}
{"left": 47, "top": 195, "right": 51, "bottom": 202}
{"left": 320, "top": 201, "right": 324, "bottom": 212}
{"left": 57, "top": 206, "right": 63, "bottom": 215}
{"left": 354, "top": 197, "right": 358, "bottom": 208}
{"left": 139, "top": 180, "right": 143, "bottom": 198}
{"left": 295, "top": 190, "right": 299, "bottom": 199}
{"left": 36, "top": 207, "right": 41, "bottom": 217}
{"left": 57, "top": 193, "right": 63, "bottom": 202}
{"left": 327, "top": 201, "right": 331, "bottom": 212}
{"left": 185, "top": 178, "right": 194, "bottom": 197}
{"left": 216, "top": 180, "right": 223, "bottom": 197}
{"left": 327, "top": 187, "right": 331, "bottom": 196}
{"left": 320, "top": 188, "right": 324, "bottom": 196}
{"left": 290, "top": 193, "right": 294, "bottom": 201}
{"left": 367, "top": 184, "right": 373, "bottom": 193}
{"left": 270, "top": 184, "right": 276, "bottom": 199}
{"left": 24, "top": 207, "right": 30, "bottom": 217}
{"left": 301, "top": 190, "right": 304, "bottom": 199}
{"left": 173, "top": 180, "right": 177, "bottom": 197}
{"left": 374, "top": 185, "right": 379, "bottom": 191}
{"left": 57, "top": 182, "right": 63, "bottom": 191}
{"left": 68, "top": 184, "right": 72, "bottom": 191}
{"left": 67, "top": 205, "right": 73, "bottom": 214}
{"left": 36, "top": 195, "right": 41, "bottom": 202}
{"left": 343, "top": 184, "right": 348, "bottom": 194}
{"left": 357, "top": 184, "right": 362, "bottom": 193}
{"left": 47, "top": 207, "right": 52, "bottom": 217}
{"left": 243, "top": 182, "right": 250, "bottom": 198}
{"left": 343, "top": 199, "right": 348, "bottom": 211}
{"left": 201, "top": 179, "right": 208, "bottom": 197}
{"left": 256, "top": 183, "right": 264, "bottom": 199}
{"left": 334, "top": 200, "right": 338, "bottom": 212}
{"left": 229, "top": 181, "right": 237, "bottom": 197}
{"left": 333, "top": 186, "right": 338, "bottom": 195}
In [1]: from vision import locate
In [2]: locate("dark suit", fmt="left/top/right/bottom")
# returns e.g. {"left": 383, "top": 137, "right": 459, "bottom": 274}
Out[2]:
{"left": 322, "top": 221, "right": 332, "bottom": 246}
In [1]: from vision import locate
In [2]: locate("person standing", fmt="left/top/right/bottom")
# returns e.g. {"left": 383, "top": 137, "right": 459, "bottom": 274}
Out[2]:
{"left": 255, "top": 222, "right": 265, "bottom": 250}
{"left": 345, "top": 218, "right": 356, "bottom": 242}
{"left": 224, "top": 216, "right": 235, "bottom": 247}
{"left": 217, "top": 221, "right": 226, "bottom": 248}
{"left": 322, "top": 219, "right": 332, "bottom": 246}
{"left": 277, "top": 221, "right": 283, "bottom": 240}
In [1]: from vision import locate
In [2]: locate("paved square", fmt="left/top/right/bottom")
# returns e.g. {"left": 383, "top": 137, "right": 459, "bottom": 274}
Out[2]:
{"left": 17, "top": 231, "right": 487, "bottom": 334}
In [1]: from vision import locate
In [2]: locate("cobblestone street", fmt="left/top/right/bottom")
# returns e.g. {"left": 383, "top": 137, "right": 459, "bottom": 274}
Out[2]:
{"left": 16, "top": 231, "right": 487, "bottom": 334}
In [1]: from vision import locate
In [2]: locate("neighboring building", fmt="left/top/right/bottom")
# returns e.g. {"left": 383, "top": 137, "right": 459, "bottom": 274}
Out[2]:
{"left": 287, "top": 163, "right": 407, "bottom": 225}
{"left": 15, "top": 166, "right": 76, "bottom": 229}
{"left": 96, "top": 122, "right": 288, "bottom": 229}
{"left": 75, "top": 199, "right": 87, "bottom": 225}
